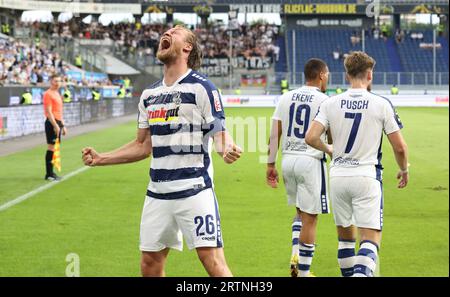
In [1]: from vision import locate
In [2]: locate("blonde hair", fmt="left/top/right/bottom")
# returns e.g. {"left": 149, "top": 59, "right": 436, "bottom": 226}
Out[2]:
{"left": 344, "top": 51, "right": 376, "bottom": 79}
{"left": 174, "top": 25, "right": 203, "bottom": 70}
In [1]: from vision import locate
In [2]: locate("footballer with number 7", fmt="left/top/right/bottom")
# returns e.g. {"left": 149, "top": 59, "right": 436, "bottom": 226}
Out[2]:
{"left": 306, "top": 51, "right": 409, "bottom": 277}
{"left": 82, "top": 25, "right": 242, "bottom": 277}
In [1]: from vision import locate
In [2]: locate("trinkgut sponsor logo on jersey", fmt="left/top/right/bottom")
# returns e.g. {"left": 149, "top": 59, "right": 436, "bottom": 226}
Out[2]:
{"left": 147, "top": 106, "right": 180, "bottom": 123}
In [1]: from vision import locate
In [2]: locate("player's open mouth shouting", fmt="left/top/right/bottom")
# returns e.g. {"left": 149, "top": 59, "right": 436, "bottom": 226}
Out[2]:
{"left": 159, "top": 37, "right": 171, "bottom": 52}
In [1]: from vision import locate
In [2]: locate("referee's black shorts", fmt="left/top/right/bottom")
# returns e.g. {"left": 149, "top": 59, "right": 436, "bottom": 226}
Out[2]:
{"left": 45, "top": 119, "right": 63, "bottom": 145}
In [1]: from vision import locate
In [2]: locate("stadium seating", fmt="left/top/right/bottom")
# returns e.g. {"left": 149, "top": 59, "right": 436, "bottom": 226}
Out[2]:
{"left": 284, "top": 28, "right": 449, "bottom": 85}
{"left": 394, "top": 31, "right": 448, "bottom": 84}
{"left": 438, "top": 36, "right": 449, "bottom": 66}
{"left": 397, "top": 31, "right": 448, "bottom": 72}
{"left": 274, "top": 36, "right": 287, "bottom": 83}
{"left": 286, "top": 29, "right": 393, "bottom": 84}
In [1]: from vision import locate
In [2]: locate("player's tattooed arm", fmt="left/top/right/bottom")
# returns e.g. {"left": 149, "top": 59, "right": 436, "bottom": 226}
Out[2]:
{"left": 82, "top": 128, "right": 152, "bottom": 166}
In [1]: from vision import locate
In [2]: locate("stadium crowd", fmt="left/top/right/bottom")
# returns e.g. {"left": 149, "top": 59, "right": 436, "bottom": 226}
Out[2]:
{"left": 196, "top": 23, "right": 280, "bottom": 61}
{"left": 0, "top": 38, "right": 67, "bottom": 86}
{"left": 26, "top": 20, "right": 281, "bottom": 62}
{"left": 0, "top": 37, "right": 112, "bottom": 87}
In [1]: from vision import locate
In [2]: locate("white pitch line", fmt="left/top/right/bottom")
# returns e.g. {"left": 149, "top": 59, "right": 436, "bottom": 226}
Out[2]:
{"left": 0, "top": 166, "right": 90, "bottom": 212}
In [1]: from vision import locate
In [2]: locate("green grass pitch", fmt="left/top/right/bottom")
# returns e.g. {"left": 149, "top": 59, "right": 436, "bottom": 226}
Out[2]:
{"left": 0, "top": 107, "right": 448, "bottom": 276}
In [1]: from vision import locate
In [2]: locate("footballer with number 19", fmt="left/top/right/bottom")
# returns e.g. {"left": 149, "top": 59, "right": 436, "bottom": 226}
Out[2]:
{"left": 82, "top": 25, "right": 242, "bottom": 277}
{"left": 267, "top": 59, "right": 331, "bottom": 277}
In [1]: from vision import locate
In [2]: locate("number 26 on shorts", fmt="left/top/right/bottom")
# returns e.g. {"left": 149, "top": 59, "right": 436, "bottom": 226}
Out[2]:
{"left": 194, "top": 215, "right": 215, "bottom": 236}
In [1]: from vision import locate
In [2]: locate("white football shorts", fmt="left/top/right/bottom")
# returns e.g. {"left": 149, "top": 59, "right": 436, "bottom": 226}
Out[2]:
{"left": 330, "top": 176, "right": 383, "bottom": 230}
{"left": 139, "top": 188, "right": 223, "bottom": 252}
{"left": 282, "top": 154, "right": 330, "bottom": 214}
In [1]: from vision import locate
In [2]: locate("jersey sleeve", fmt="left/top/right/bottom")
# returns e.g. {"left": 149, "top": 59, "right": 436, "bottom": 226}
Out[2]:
{"left": 383, "top": 102, "right": 403, "bottom": 135}
{"left": 137, "top": 94, "right": 149, "bottom": 129}
{"left": 197, "top": 83, "right": 226, "bottom": 133}
{"left": 313, "top": 100, "right": 329, "bottom": 130}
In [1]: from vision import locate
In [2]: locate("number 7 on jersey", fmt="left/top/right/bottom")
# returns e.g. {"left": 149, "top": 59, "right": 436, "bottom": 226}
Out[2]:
{"left": 344, "top": 112, "right": 362, "bottom": 153}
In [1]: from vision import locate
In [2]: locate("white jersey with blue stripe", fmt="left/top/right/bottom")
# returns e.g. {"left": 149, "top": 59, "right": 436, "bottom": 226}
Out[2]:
{"left": 314, "top": 88, "right": 403, "bottom": 181}
{"left": 138, "top": 69, "right": 225, "bottom": 199}
{"left": 272, "top": 86, "right": 329, "bottom": 160}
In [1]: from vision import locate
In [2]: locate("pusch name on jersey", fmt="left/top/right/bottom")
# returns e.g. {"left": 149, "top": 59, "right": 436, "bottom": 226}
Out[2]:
{"left": 340, "top": 99, "right": 369, "bottom": 110}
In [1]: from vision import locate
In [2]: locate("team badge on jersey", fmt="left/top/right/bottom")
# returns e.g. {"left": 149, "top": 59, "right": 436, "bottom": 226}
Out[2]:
{"left": 212, "top": 90, "right": 222, "bottom": 112}
{"left": 172, "top": 91, "right": 182, "bottom": 106}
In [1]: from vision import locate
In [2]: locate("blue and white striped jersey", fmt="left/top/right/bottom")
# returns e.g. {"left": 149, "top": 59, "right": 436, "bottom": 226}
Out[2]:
{"left": 314, "top": 89, "right": 403, "bottom": 181}
{"left": 138, "top": 69, "right": 225, "bottom": 199}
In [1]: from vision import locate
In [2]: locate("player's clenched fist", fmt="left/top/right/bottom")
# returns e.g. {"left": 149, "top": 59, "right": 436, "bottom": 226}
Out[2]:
{"left": 82, "top": 147, "right": 100, "bottom": 166}
{"left": 266, "top": 165, "right": 279, "bottom": 188}
{"left": 223, "top": 144, "right": 242, "bottom": 164}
